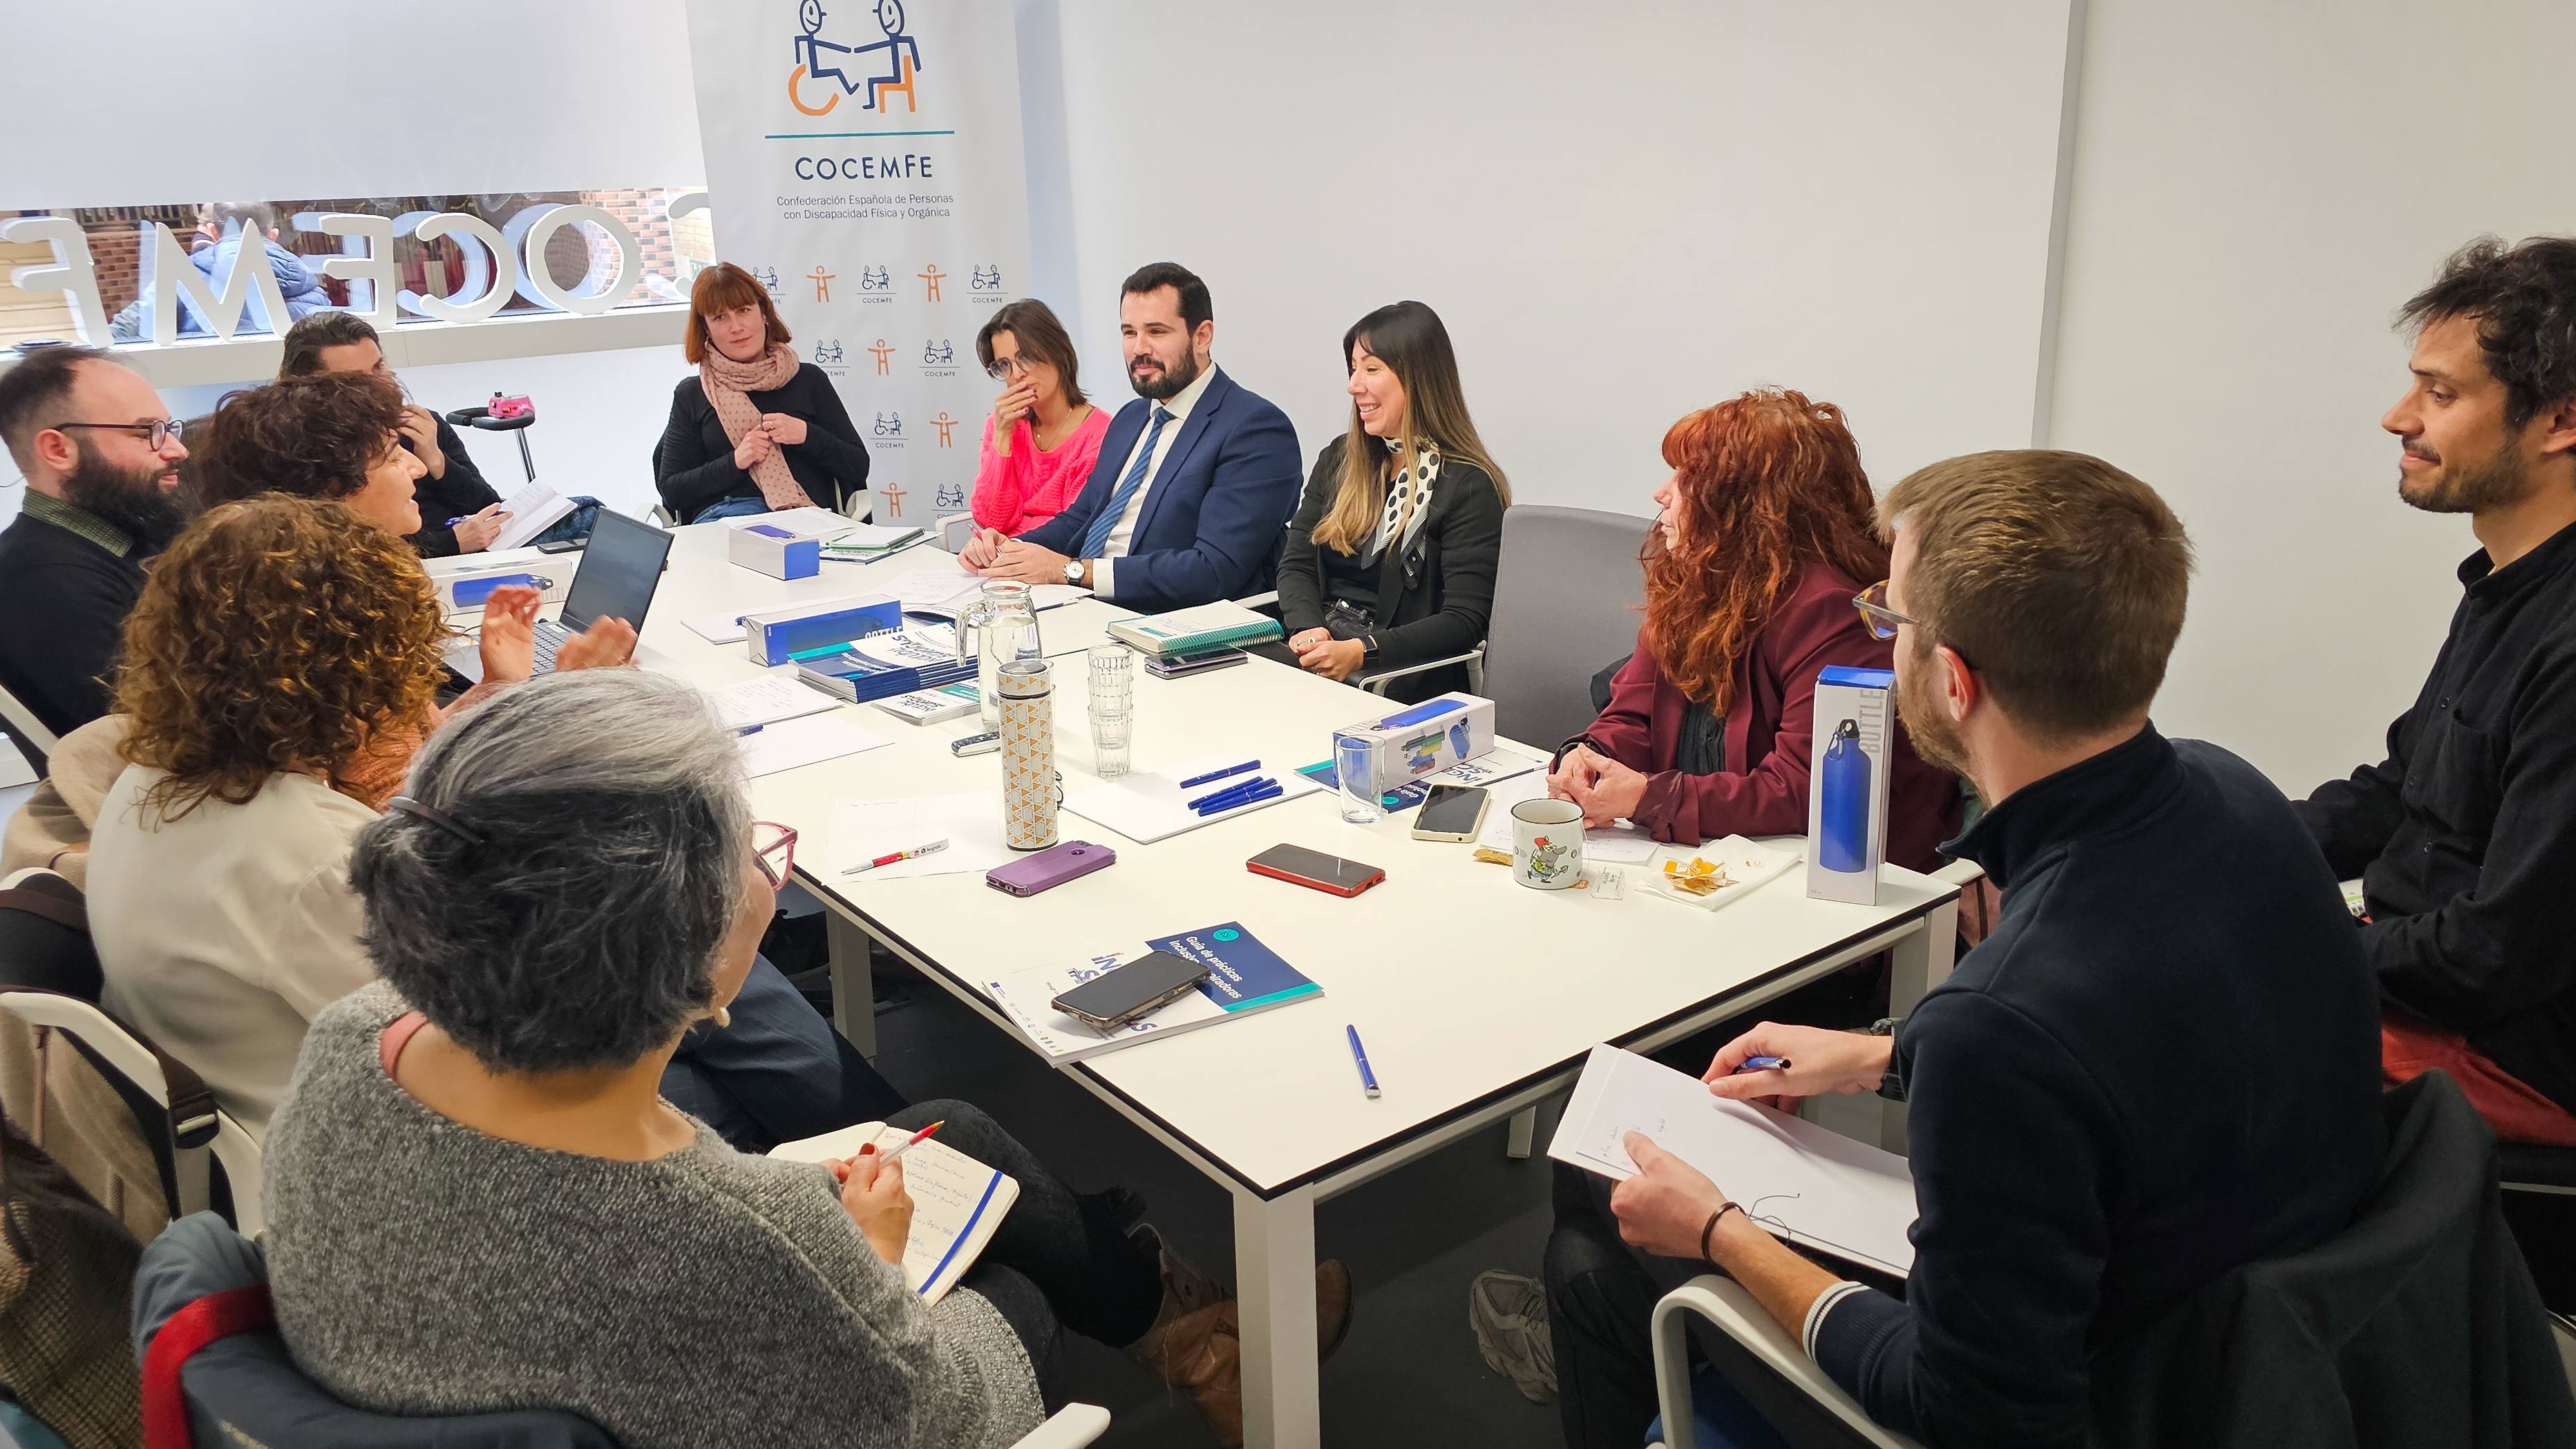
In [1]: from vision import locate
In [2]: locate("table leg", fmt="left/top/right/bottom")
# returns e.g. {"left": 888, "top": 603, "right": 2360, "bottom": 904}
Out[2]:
{"left": 1877, "top": 898, "right": 1960, "bottom": 1153}
{"left": 1234, "top": 1185, "right": 1321, "bottom": 1449}
{"left": 1506, "top": 1104, "right": 1537, "bottom": 1159}
{"left": 825, "top": 910, "right": 877, "bottom": 1059}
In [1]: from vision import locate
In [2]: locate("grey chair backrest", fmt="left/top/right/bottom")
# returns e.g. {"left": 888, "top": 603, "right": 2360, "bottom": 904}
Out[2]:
{"left": 1482, "top": 505, "right": 1651, "bottom": 750}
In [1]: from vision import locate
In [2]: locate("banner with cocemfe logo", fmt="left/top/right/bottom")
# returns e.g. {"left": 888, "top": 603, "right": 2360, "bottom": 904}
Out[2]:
{"left": 682, "top": 0, "right": 1032, "bottom": 522}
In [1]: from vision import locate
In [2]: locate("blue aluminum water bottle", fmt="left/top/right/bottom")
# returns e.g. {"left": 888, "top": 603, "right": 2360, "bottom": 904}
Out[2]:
{"left": 1818, "top": 719, "right": 1871, "bottom": 873}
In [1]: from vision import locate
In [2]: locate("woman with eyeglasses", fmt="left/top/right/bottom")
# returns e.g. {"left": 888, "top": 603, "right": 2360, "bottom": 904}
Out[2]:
{"left": 265, "top": 667, "right": 1348, "bottom": 1449}
{"left": 1546, "top": 390, "right": 1960, "bottom": 870}
{"left": 85, "top": 498, "right": 889, "bottom": 1152}
{"left": 967, "top": 299, "right": 1110, "bottom": 536}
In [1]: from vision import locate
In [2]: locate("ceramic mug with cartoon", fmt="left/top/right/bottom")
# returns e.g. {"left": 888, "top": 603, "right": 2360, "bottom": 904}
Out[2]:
{"left": 1511, "top": 797, "right": 1584, "bottom": 891}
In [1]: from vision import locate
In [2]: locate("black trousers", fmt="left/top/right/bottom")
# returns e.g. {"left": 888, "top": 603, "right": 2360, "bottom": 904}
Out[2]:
{"left": 662, "top": 954, "right": 907, "bottom": 1153}
{"left": 1546, "top": 1162, "right": 1887, "bottom": 1449}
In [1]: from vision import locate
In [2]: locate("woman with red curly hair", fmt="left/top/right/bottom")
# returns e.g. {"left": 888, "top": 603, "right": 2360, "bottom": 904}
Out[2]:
{"left": 1547, "top": 390, "right": 1959, "bottom": 868}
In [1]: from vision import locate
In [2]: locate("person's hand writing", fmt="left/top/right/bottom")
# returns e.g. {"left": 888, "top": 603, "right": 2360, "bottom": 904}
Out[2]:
{"left": 475, "top": 585, "right": 542, "bottom": 684}
{"left": 761, "top": 413, "right": 809, "bottom": 447}
{"left": 985, "top": 537, "right": 1074, "bottom": 587}
{"left": 398, "top": 404, "right": 446, "bottom": 478}
{"left": 451, "top": 503, "right": 509, "bottom": 553}
{"left": 732, "top": 428, "right": 775, "bottom": 473}
{"left": 837, "top": 1145, "right": 914, "bottom": 1266}
{"left": 1608, "top": 1133, "right": 1732, "bottom": 1260}
{"left": 1299, "top": 638, "right": 1366, "bottom": 681}
{"left": 1703, "top": 1022, "right": 1892, "bottom": 1112}
{"left": 960, "top": 527, "right": 1007, "bottom": 571}
{"left": 555, "top": 616, "right": 638, "bottom": 672}
{"left": 1566, "top": 752, "right": 1649, "bottom": 827}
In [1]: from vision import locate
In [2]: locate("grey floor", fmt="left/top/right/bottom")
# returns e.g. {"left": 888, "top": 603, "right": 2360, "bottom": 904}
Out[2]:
{"left": 866, "top": 958, "right": 1574, "bottom": 1449}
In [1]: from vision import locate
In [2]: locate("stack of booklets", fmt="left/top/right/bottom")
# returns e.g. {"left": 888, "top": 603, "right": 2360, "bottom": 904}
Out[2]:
{"left": 796, "top": 625, "right": 976, "bottom": 704}
{"left": 981, "top": 922, "right": 1321, "bottom": 1065}
{"left": 820, "top": 522, "right": 927, "bottom": 562}
{"left": 768, "top": 1122, "right": 1019, "bottom": 1305}
{"left": 1106, "top": 600, "right": 1283, "bottom": 656}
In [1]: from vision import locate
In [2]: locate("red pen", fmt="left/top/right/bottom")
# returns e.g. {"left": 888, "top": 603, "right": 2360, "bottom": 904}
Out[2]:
{"left": 840, "top": 839, "right": 949, "bottom": 875}
{"left": 876, "top": 1119, "right": 945, "bottom": 1164}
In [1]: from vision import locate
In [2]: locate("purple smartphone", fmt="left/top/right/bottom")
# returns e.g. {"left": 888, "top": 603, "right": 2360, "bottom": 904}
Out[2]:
{"left": 987, "top": 840, "right": 1117, "bottom": 897}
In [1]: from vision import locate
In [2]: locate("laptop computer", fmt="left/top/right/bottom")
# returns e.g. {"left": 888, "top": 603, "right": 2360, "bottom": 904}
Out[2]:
{"left": 444, "top": 508, "right": 673, "bottom": 682}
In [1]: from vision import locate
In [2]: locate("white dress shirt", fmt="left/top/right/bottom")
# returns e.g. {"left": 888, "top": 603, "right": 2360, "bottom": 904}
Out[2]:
{"left": 1090, "top": 361, "right": 1219, "bottom": 600}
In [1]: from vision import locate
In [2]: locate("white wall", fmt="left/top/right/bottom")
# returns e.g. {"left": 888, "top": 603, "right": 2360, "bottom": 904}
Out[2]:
{"left": 2045, "top": 0, "right": 2576, "bottom": 791}
{"left": 1018, "top": 1, "right": 2076, "bottom": 519}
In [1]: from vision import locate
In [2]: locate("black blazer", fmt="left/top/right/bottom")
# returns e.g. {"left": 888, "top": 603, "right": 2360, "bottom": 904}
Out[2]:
{"left": 654, "top": 363, "right": 871, "bottom": 520}
{"left": 1276, "top": 436, "right": 1504, "bottom": 697}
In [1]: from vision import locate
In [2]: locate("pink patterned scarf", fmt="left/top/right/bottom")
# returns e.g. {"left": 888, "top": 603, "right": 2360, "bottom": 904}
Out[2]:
{"left": 700, "top": 343, "right": 815, "bottom": 510}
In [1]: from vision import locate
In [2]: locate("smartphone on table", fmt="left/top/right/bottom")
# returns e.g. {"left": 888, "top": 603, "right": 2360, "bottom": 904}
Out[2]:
{"left": 1050, "top": 949, "right": 1213, "bottom": 1030}
{"left": 1409, "top": 784, "right": 1490, "bottom": 842}
{"left": 1247, "top": 843, "right": 1385, "bottom": 898}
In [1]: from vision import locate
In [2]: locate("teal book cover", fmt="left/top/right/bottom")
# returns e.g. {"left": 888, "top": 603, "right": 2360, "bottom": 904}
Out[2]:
{"left": 1146, "top": 922, "right": 1320, "bottom": 1014}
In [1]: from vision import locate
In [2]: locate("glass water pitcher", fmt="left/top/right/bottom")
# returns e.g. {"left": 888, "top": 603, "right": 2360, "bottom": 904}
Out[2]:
{"left": 956, "top": 580, "right": 1043, "bottom": 731}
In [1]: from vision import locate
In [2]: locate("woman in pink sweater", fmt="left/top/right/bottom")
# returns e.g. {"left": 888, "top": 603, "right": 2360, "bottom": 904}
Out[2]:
{"left": 969, "top": 299, "right": 1111, "bottom": 535}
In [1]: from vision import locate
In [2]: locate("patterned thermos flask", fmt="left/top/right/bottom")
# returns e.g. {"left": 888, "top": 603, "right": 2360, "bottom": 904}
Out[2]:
{"left": 998, "top": 658, "right": 1061, "bottom": 851}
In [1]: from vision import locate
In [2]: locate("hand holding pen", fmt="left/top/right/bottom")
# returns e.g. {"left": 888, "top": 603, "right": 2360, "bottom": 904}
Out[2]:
{"left": 1701, "top": 1023, "right": 1895, "bottom": 1113}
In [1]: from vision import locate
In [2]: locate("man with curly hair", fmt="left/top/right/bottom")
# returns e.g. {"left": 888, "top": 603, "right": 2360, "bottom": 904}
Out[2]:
{"left": 0, "top": 348, "right": 191, "bottom": 773}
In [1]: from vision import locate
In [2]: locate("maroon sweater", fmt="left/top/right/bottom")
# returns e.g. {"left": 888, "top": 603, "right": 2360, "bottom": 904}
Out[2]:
{"left": 1570, "top": 563, "right": 1960, "bottom": 871}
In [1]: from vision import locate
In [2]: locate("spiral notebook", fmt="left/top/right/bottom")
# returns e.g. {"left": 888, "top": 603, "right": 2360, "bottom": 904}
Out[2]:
{"left": 769, "top": 1122, "right": 1020, "bottom": 1305}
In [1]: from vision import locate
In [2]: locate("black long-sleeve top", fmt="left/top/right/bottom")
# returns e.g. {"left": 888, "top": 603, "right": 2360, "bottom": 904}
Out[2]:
{"left": 0, "top": 496, "right": 148, "bottom": 775}
{"left": 1815, "top": 726, "right": 2383, "bottom": 1448}
{"left": 2294, "top": 518, "right": 2576, "bottom": 1117}
{"left": 406, "top": 415, "right": 503, "bottom": 558}
{"left": 1274, "top": 437, "right": 1502, "bottom": 697}
{"left": 654, "top": 364, "right": 871, "bottom": 521}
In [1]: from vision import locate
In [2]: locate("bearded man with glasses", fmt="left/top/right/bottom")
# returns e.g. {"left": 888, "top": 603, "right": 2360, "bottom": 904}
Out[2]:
{"left": 0, "top": 346, "right": 194, "bottom": 771}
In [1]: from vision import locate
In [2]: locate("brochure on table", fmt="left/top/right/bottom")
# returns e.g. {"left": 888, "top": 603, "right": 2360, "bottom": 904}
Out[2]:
{"left": 1473, "top": 773, "right": 1660, "bottom": 864}
{"left": 768, "top": 1123, "right": 1018, "bottom": 1305}
{"left": 736, "top": 712, "right": 889, "bottom": 777}
{"left": 831, "top": 794, "right": 1009, "bottom": 880}
{"left": 1063, "top": 750, "right": 1327, "bottom": 844}
{"left": 1549, "top": 1044, "right": 1917, "bottom": 1277}
{"left": 980, "top": 923, "right": 1323, "bottom": 1066}
{"left": 708, "top": 674, "right": 840, "bottom": 730}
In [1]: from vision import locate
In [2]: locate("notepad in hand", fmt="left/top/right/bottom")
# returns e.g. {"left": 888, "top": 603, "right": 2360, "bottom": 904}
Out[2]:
{"left": 769, "top": 1123, "right": 1019, "bottom": 1305}
{"left": 487, "top": 482, "right": 580, "bottom": 551}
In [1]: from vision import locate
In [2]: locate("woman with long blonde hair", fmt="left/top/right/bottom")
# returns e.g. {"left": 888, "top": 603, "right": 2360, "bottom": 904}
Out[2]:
{"left": 1269, "top": 301, "right": 1508, "bottom": 702}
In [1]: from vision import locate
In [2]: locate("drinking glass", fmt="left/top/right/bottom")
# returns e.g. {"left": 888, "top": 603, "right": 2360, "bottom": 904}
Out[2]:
{"left": 1334, "top": 731, "right": 1384, "bottom": 824}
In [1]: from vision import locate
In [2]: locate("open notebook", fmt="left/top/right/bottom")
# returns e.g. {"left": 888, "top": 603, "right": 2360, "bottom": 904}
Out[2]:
{"left": 769, "top": 1123, "right": 1020, "bottom": 1305}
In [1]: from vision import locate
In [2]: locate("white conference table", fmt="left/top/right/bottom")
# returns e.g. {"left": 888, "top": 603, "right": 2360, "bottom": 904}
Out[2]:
{"left": 533, "top": 520, "right": 1959, "bottom": 1449}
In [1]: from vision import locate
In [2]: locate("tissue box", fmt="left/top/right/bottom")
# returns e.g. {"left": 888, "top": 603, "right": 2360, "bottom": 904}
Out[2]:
{"left": 743, "top": 594, "right": 903, "bottom": 666}
{"left": 730, "top": 522, "right": 822, "bottom": 580}
{"left": 1806, "top": 665, "right": 1894, "bottom": 905}
{"left": 1337, "top": 692, "right": 1495, "bottom": 793}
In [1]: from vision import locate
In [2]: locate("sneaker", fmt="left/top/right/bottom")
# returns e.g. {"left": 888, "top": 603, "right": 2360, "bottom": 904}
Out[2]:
{"left": 1469, "top": 1269, "right": 1557, "bottom": 1403}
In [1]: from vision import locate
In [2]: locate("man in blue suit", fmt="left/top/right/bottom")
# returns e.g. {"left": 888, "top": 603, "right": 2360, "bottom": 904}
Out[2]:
{"left": 963, "top": 262, "right": 1301, "bottom": 612}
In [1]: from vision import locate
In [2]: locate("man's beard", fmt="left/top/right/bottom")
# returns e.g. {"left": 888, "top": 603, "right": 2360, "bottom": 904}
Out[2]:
{"left": 61, "top": 443, "right": 191, "bottom": 553}
{"left": 1895, "top": 644, "right": 1971, "bottom": 779}
{"left": 2398, "top": 437, "right": 2531, "bottom": 515}
{"left": 1128, "top": 346, "right": 1201, "bottom": 401}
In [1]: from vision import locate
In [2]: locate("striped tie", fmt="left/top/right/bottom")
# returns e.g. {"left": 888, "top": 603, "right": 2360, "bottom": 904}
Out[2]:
{"left": 1081, "top": 406, "right": 1173, "bottom": 560}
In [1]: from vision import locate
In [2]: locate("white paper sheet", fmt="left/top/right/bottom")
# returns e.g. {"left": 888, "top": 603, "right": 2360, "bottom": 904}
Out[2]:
{"left": 1474, "top": 773, "right": 1663, "bottom": 863}
{"left": 880, "top": 566, "right": 1091, "bottom": 617}
{"left": 736, "top": 711, "right": 889, "bottom": 777}
{"left": 708, "top": 674, "right": 840, "bottom": 729}
{"left": 831, "top": 793, "right": 1010, "bottom": 879}
{"left": 1549, "top": 1045, "right": 1919, "bottom": 1276}
{"left": 1062, "top": 750, "right": 1327, "bottom": 844}
{"left": 724, "top": 505, "right": 855, "bottom": 538}
{"left": 683, "top": 607, "right": 752, "bottom": 644}
{"left": 488, "top": 482, "right": 579, "bottom": 550}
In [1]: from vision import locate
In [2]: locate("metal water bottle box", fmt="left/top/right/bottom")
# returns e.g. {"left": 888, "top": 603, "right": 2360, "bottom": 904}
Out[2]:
{"left": 1806, "top": 665, "right": 1893, "bottom": 905}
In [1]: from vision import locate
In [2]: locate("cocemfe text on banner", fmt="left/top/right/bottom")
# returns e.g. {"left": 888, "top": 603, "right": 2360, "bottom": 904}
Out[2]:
{"left": 682, "top": 0, "right": 1035, "bottom": 524}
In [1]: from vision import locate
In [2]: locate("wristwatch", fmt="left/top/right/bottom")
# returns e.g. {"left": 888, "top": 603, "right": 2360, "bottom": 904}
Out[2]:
{"left": 1860, "top": 1018, "right": 1906, "bottom": 1101}
{"left": 1361, "top": 634, "right": 1382, "bottom": 663}
{"left": 1063, "top": 560, "right": 1086, "bottom": 586}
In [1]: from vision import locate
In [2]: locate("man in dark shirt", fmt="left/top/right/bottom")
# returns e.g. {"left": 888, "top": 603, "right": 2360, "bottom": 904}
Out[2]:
{"left": 1545, "top": 451, "right": 2384, "bottom": 1448}
{"left": 0, "top": 347, "right": 191, "bottom": 774}
{"left": 2295, "top": 236, "right": 2576, "bottom": 1146}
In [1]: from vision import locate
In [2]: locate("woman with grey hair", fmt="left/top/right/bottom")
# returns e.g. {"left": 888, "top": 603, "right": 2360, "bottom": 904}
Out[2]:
{"left": 263, "top": 670, "right": 1346, "bottom": 1447}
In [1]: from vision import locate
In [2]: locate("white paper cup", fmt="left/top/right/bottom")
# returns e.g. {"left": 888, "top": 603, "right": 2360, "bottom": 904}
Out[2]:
{"left": 1512, "top": 797, "right": 1586, "bottom": 890}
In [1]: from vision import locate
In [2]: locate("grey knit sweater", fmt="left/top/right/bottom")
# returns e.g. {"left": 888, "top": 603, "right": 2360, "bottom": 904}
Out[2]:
{"left": 263, "top": 983, "right": 1043, "bottom": 1448}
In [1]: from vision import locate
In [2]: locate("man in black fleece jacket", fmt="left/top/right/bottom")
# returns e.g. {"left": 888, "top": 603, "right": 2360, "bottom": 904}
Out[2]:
{"left": 1549, "top": 450, "right": 2385, "bottom": 1447}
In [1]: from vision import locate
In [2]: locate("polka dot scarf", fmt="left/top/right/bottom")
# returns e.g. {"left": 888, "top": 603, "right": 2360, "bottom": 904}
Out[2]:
{"left": 1366, "top": 439, "right": 1441, "bottom": 565}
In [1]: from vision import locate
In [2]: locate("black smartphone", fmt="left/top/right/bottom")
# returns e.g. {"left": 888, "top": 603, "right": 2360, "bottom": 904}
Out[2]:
{"left": 1410, "top": 784, "right": 1490, "bottom": 842}
{"left": 1145, "top": 645, "right": 1247, "bottom": 679}
{"left": 537, "top": 538, "right": 585, "bottom": 553}
{"left": 1050, "top": 950, "right": 1213, "bottom": 1030}
{"left": 1247, "top": 843, "right": 1385, "bottom": 897}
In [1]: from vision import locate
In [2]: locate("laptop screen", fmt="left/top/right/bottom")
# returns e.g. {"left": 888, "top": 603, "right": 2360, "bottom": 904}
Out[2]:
{"left": 559, "top": 509, "right": 673, "bottom": 634}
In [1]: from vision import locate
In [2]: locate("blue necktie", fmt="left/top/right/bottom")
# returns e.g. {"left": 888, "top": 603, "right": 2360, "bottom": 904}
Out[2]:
{"left": 1081, "top": 406, "right": 1173, "bottom": 559}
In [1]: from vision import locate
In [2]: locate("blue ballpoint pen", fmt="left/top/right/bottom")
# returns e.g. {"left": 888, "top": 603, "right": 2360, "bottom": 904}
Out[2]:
{"left": 1179, "top": 760, "right": 1261, "bottom": 789}
{"left": 1345, "top": 1025, "right": 1381, "bottom": 1099}
{"left": 1734, "top": 1055, "right": 1792, "bottom": 1073}
{"left": 1195, "top": 782, "right": 1282, "bottom": 816}
{"left": 1189, "top": 777, "right": 1275, "bottom": 812}
{"left": 735, "top": 723, "right": 765, "bottom": 737}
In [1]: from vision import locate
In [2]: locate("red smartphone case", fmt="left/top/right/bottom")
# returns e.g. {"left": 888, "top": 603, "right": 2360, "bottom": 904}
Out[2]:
{"left": 1246, "top": 856, "right": 1385, "bottom": 898}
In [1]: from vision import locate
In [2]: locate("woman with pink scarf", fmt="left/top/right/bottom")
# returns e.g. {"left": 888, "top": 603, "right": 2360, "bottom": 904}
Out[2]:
{"left": 655, "top": 263, "right": 873, "bottom": 524}
{"left": 969, "top": 299, "right": 1110, "bottom": 536}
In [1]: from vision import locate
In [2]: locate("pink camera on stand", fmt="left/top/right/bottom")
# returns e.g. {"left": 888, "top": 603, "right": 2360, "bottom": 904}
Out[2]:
{"left": 486, "top": 392, "right": 533, "bottom": 420}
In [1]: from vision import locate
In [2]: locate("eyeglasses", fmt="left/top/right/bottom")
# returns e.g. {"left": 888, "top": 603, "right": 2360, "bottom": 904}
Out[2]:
{"left": 1852, "top": 580, "right": 1920, "bottom": 641}
{"left": 57, "top": 419, "right": 182, "bottom": 450}
{"left": 752, "top": 821, "right": 799, "bottom": 889}
{"left": 985, "top": 354, "right": 1034, "bottom": 381}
